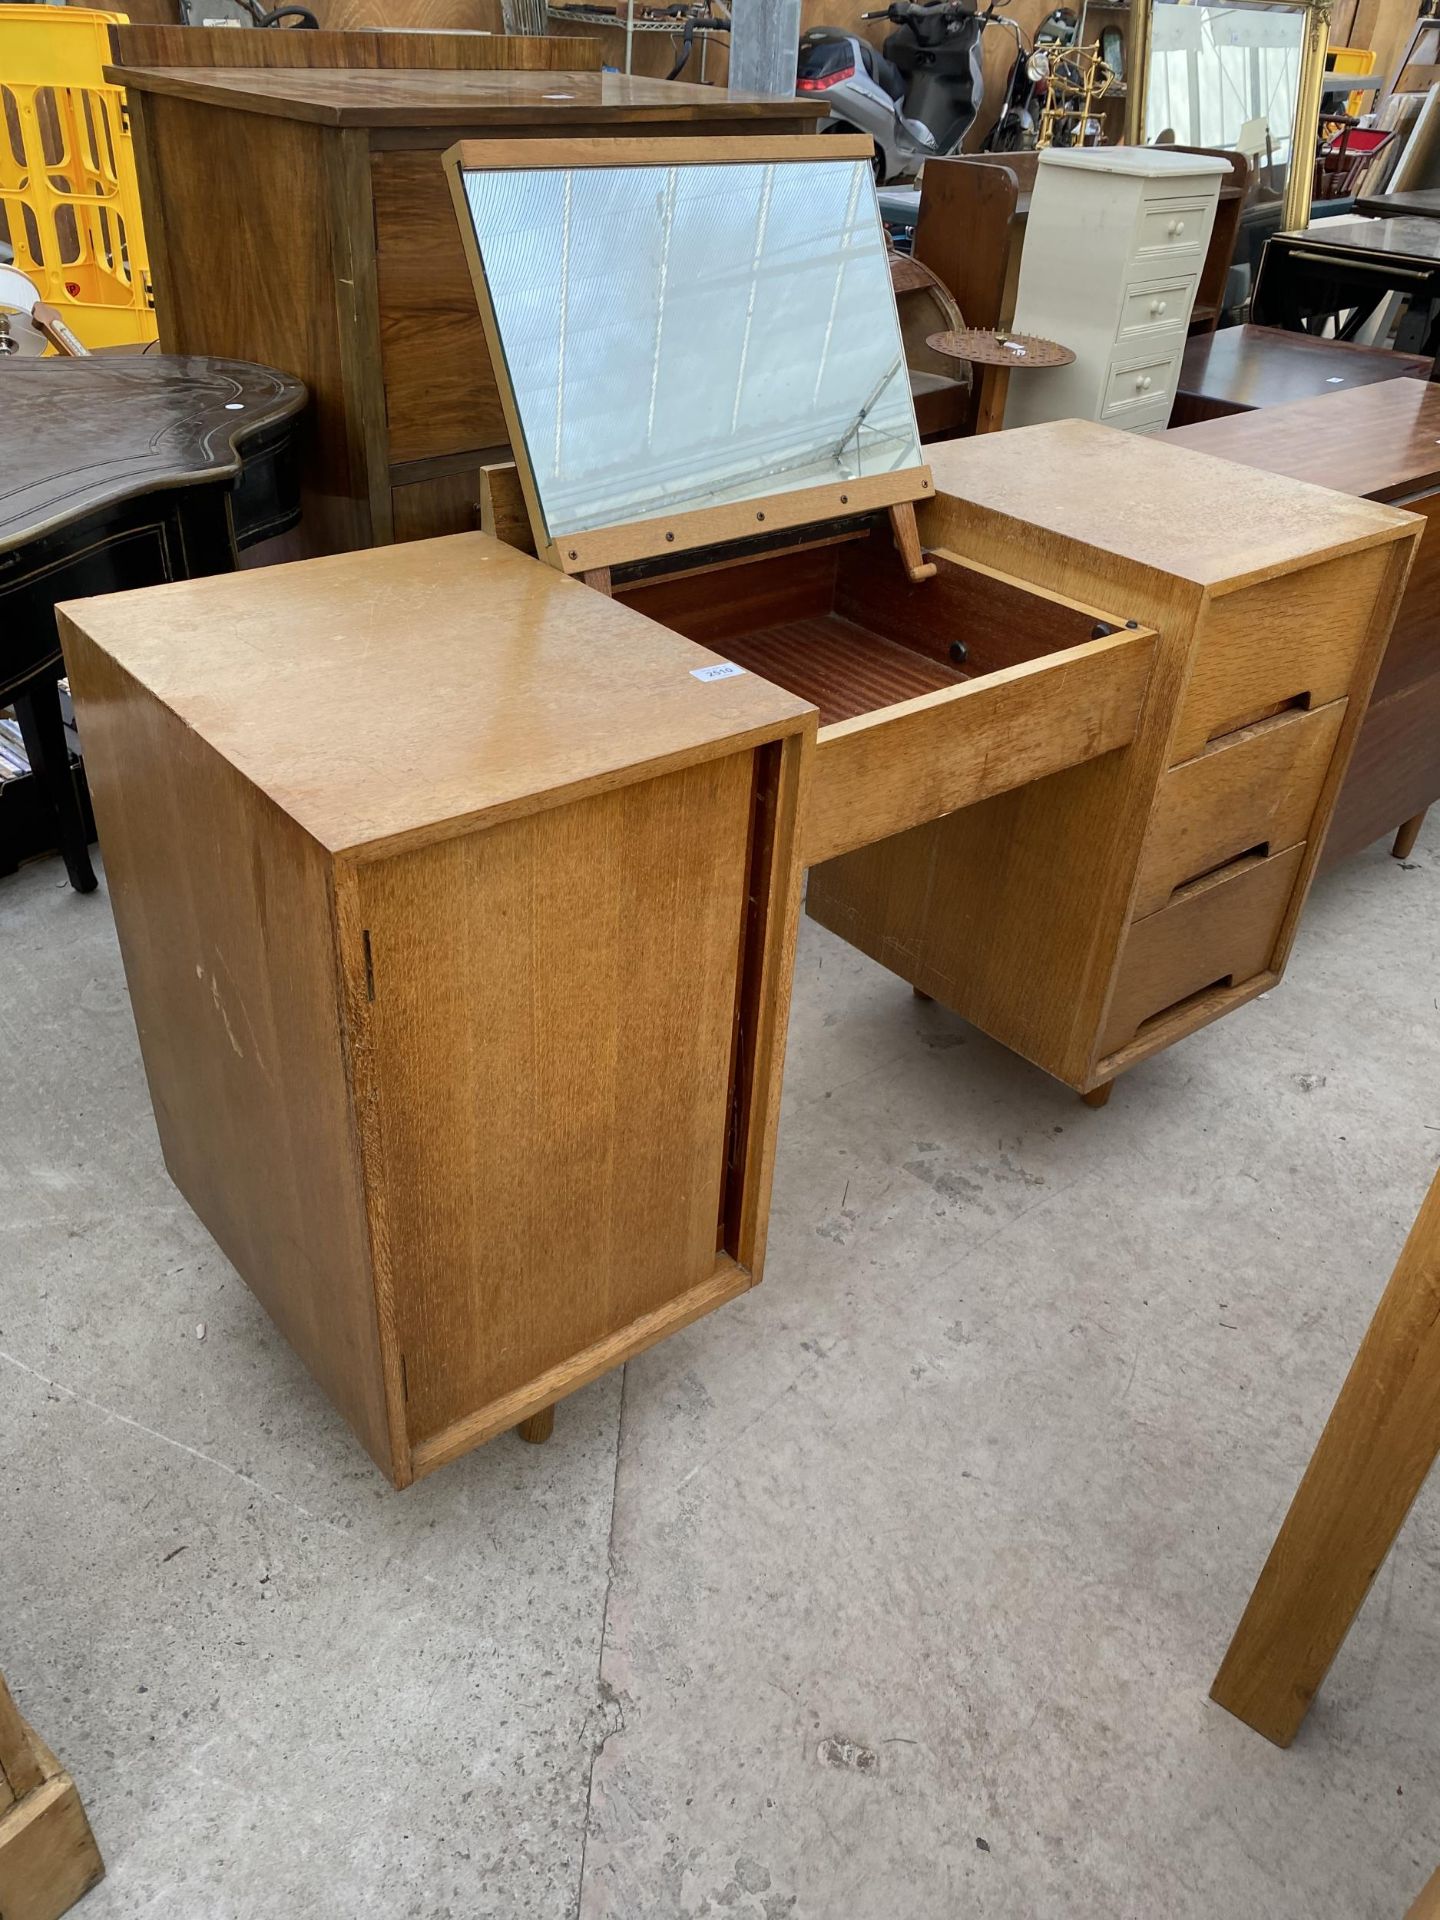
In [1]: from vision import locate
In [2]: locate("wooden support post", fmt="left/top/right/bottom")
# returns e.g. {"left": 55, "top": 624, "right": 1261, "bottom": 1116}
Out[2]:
{"left": 1210, "top": 1162, "right": 1440, "bottom": 1745}
{"left": 1393, "top": 810, "right": 1427, "bottom": 860}
{"left": 888, "top": 502, "right": 937, "bottom": 584}
{"left": 516, "top": 1405, "right": 555, "bottom": 1445}
{"left": 478, "top": 461, "right": 534, "bottom": 553}
{"left": 1080, "top": 1082, "right": 1114, "bottom": 1109}
{"left": 0, "top": 1670, "right": 104, "bottom": 1920}
{"left": 973, "top": 362, "right": 1011, "bottom": 435}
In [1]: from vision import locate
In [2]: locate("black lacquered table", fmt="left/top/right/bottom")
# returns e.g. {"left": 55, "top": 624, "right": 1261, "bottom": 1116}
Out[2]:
{"left": 1252, "top": 216, "right": 1440, "bottom": 355}
{"left": 0, "top": 355, "right": 305, "bottom": 890}
{"left": 1355, "top": 188, "right": 1440, "bottom": 221}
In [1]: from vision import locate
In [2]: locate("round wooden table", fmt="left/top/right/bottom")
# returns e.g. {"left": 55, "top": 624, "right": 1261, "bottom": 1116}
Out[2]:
{"left": 927, "top": 328, "right": 1076, "bottom": 435}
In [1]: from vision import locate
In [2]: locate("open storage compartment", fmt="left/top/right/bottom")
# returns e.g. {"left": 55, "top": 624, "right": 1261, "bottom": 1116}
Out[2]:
{"left": 617, "top": 525, "right": 1155, "bottom": 865}
{"left": 445, "top": 134, "right": 1154, "bottom": 867}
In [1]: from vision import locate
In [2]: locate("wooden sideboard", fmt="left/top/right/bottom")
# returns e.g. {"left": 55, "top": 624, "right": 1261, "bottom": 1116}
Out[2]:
{"left": 1169, "top": 323, "right": 1431, "bottom": 426}
{"left": 1166, "top": 377, "right": 1440, "bottom": 867}
{"left": 111, "top": 60, "right": 821, "bottom": 555}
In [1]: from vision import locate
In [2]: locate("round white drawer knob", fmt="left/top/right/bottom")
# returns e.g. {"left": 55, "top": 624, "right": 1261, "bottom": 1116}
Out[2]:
{"left": 1150, "top": 298, "right": 1167, "bottom": 315}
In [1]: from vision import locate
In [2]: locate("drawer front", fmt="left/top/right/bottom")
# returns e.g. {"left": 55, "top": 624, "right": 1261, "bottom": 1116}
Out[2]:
{"left": 804, "top": 623, "right": 1154, "bottom": 867}
{"left": 1132, "top": 701, "right": 1346, "bottom": 917}
{"left": 1118, "top": 276, "right": 1195, "bottom": 341}
{"left": 1135, "top": 197, "right": 1210, "bottom": 261}
{"left": 1173, "top": 542, "right": 1393, "bottom": 763}
{"left": 1103, "top": 348, "right": 1183, "bottom": 418}
{"left": 1109, "top": 397, "right": 1175, "bottom": 437}
{"left": 1100, "top": 842, "right": 1307, "bottom": 1058}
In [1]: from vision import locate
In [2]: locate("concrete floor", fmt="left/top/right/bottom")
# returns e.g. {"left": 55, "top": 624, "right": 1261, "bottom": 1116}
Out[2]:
{"left": 4, "top": 826, "right": 1440, "bottom": 1919}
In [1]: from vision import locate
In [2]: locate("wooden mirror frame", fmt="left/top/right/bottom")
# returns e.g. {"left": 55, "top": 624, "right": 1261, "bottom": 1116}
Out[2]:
{"left": 442, "top": 133, "right": 934, "bottom": 575}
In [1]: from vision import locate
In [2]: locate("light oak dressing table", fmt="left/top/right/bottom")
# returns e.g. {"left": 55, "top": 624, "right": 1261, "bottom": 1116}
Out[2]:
{"left": 58, "top": 139, "right": 1420, "bottom": 1484}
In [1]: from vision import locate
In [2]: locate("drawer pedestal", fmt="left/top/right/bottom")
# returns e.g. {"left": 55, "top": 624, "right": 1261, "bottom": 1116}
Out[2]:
{"left": 807, "top": 423, "right": 1419, "bottom": 1096}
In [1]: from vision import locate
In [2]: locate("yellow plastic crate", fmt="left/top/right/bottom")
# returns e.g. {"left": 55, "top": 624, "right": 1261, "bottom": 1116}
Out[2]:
{"left": 0, "top": 4, "right": 156, "bottom": 350}
{"left": 1328, "top": 44, "right": 1377, "bottom": 118}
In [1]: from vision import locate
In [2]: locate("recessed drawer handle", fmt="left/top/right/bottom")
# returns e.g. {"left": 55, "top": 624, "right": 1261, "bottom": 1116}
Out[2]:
{"left": 1134, "top": 976, "right": 1235, "bottom": 1038}
{"left": 1169, "top": 843, "right": 1271, "bottom": 903}
{"left": 1205, "top": 691, "right": 1311, "bottom": 747}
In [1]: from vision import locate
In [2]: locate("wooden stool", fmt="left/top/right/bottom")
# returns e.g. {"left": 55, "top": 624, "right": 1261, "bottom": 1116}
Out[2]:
{"left": 926, "top": 328, "right": 1076, "bottom": 435}
{"left": 0, "top": 1669, "right": 103, "bottom": 1919}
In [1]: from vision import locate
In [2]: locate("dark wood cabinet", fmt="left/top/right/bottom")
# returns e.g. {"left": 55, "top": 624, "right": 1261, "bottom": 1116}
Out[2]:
{"left": 113, "top": 55, "right": 820, "bottom": 555}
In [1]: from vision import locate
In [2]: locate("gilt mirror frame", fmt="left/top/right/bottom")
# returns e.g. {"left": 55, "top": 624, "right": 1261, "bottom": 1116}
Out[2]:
{"left": 1130, "top": 0, "right": 1330, "bottom": 231}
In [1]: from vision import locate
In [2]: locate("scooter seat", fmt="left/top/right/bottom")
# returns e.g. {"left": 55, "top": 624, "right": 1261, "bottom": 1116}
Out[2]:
{"left": 859, "top": 41, "right": 907, "bottom": 102}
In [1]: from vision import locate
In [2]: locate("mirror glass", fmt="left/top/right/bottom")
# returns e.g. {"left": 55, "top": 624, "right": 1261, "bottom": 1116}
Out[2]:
{"left": 1146, "top": 1, "right": 1305, "bottom": 196}
{"left": 460, "top": 158, "right": 922, "bottom": 542}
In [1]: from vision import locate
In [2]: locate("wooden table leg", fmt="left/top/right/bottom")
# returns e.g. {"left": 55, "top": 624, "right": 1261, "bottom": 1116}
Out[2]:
{"left": 11, "top": 681, "right": 97, "bottom": 895}
{"left": 1408, "top": 1865, "right": 1440, "bottom": 1919}
{"left": 1210, "top": 1163, "right": 1440, "bottom": 1745}
{"left": 516, "top": 1405, "right": 555, "bottom": 1445}
{"left": 973, "top": 364, "right": 1012, "bottom": 435}
{"left": 1080, "top": 1082, "right": 1114, "bottom": 1109}
{"left": 1393, "top": 810, "right": 1428, "bottom": 860}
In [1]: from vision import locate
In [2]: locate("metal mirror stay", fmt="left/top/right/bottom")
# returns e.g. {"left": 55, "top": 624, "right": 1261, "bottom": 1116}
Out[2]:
{"left": 445, "top": 137, "right": 931, "bottom": 574}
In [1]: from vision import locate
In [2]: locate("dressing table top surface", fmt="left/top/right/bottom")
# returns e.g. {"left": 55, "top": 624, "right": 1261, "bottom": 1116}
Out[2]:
{"left": 56, "top": 531, "right": 813, "bottom": 861}
{"left": 925, "top": 418, "right": 1419, "bottom": 590}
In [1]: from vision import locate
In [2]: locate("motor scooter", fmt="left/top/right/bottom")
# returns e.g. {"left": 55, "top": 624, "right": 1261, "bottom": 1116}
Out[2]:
{"left": 982, "top": 5, "right": 1076, "bottom": 151}
{"left": 796, "top": 0, "right": 1021, "bottom": 184}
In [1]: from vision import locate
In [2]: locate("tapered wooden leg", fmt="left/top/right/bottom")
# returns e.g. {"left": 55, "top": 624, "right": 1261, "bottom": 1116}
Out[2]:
{"left": 1210, "top": 1165, "right": 1440, "bottom": 1746}
{"left": 1393, "top": 810, "right": 1428, "bottom": 860}
{"left": 1080, "top": 1082, "right": 1113, "bottom": 1109}
{"left": 974, "top": 364, "right": 1012, "bottom": 435}
{"left": 516, "top": 1405, "right": 555, "bottom": 1445}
